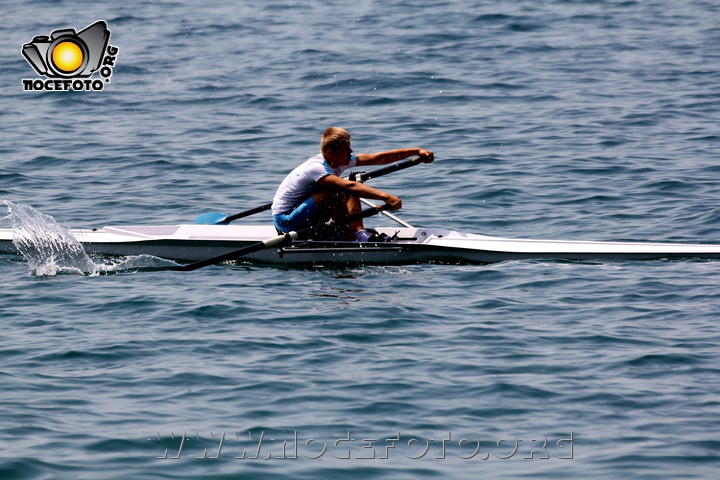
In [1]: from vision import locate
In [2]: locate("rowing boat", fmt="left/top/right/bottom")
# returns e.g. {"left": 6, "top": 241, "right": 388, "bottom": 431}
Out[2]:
{"left": 3, "top": 223, "right": 720, "bottom": 266}
{"left": 3, "top": 159, "right": 720, "bottom": 269}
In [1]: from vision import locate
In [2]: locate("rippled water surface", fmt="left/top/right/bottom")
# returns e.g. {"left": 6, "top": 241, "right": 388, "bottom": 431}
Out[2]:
{"left": 2, "top": 1, "right": 720, "bottom": 478}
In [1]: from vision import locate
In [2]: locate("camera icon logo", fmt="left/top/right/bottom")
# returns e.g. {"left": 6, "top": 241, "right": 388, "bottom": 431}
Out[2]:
{"left": 22, "top": 21, "right": 110, "bottom": 78}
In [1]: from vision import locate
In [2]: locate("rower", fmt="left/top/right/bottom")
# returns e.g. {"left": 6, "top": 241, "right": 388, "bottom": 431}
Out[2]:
{"left": 271, "top": 127, "right": 434, "bottom": 242}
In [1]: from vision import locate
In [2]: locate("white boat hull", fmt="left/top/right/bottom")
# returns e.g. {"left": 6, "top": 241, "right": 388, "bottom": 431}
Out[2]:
{"left": 3, "top": 224, "right": 720, "bottom": 266}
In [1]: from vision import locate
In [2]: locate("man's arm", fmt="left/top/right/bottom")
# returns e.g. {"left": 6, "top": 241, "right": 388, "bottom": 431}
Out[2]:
{"left": 317, "top": 175, "right": 402, "bottom": 210}
{"left": 355, "top": 148, "right": 434, "bottom": 167}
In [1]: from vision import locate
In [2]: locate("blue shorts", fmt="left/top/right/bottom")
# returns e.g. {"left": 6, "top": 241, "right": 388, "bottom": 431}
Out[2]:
{"left": 273, "top": 196, "right": 318, "bottom": 233}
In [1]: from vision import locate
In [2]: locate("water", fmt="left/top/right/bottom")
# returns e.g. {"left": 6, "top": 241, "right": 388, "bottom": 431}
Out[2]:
{"left": 2, "top": 0, "right": 720, "bottom": 478}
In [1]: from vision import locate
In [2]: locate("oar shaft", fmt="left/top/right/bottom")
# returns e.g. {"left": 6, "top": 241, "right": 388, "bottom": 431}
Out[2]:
{"left": 174, "top": 232, "right": 297, "bottom": 271}
{"left": 224, "top": 203, "right": 272, "bottom": 223}
{"left": 359, "top": 198, "right": 414, "bottom": 228}
{"left": 356, "top": 157, "right": 423, "bottom": 182}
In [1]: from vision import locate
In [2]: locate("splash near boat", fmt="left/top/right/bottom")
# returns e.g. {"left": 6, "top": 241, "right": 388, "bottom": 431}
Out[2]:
{"left": 1, "top": 201, "right": 176, "bottom": 276}
{"left": 3, "top": 200, "right": 96, "bottom": 276}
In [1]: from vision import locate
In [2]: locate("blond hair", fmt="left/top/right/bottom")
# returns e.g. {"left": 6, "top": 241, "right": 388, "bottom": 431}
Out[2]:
{"left": 321, "top": 127, "right": 351, "bottom": 156}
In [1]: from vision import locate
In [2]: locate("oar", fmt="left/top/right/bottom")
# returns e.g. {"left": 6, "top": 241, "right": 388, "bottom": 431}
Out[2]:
{"left": 175, "top": 204, "right": 391, "bottom": 271}
{"left": 194, "top": 156, "right": 425, "bottom": 225}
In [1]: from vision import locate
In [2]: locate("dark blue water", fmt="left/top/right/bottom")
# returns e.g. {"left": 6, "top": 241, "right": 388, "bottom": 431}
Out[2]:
{"left": 2, "top": 1, "right": 720, "bottom": 478}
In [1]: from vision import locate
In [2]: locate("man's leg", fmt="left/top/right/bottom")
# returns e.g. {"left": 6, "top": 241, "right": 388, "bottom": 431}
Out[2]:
{"left": 311, "top": 189, "right": 363, "bottom": 241}
{"left": 344, "top": 193, "right": 364, "bottom": 233}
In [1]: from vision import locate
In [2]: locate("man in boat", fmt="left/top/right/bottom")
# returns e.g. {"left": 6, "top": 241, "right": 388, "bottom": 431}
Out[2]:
{"left": 272, "top": 127, "right": 434, "bottom": 241}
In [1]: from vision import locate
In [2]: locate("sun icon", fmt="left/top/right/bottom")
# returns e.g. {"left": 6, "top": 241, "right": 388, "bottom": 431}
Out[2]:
{"left": 51, "top": 41, "right": 84, "bottom": 73}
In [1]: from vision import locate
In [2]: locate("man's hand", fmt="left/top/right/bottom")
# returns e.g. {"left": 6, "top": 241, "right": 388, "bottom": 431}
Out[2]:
{"left": 383, "top": 194, "right": 402, "bottom": 211}
{"left": 418, "top": 149, "right": 434, "bottom": 163}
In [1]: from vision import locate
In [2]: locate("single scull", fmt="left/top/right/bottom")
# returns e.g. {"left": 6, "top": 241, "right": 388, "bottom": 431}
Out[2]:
{"left": 2, "top": 223, "right": 720, "bottom": 266}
